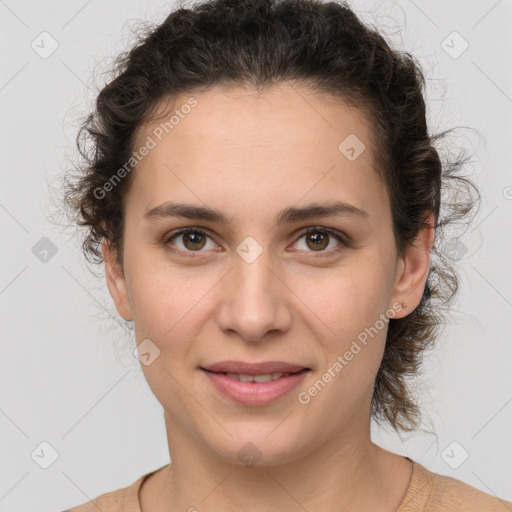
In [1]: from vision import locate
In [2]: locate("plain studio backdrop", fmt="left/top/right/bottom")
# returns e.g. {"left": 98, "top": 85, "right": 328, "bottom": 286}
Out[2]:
{"left": 1, "top": 0, "right": 511, "bottom": 510}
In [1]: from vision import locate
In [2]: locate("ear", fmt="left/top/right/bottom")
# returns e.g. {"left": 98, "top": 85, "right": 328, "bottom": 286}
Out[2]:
{"left": 102, "top": 237, "right": 133, "bottom": 321}
{"left": 390, "top": 213, "right": 435, "bottom": 318}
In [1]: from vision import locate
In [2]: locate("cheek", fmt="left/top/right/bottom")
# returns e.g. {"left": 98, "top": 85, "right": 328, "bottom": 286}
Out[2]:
{"left": 295, "top": 261, "right": 392, "bottom": 394}
{"left": 127, "top": 258, "right": 219, "bottom": 356}
{"left": 125, "top": 247, "right": 183, "bottom": 325}
{"left": 128, "top": 266, "right": 205, "bottom": 405}
{"left": 298, "top": 261, "right": 389, "bottom": 335}
{"left": 303, "top": 274, "right": 390, "bottom": 402}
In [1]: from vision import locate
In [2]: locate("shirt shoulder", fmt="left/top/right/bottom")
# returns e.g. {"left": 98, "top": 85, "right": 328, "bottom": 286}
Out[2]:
{"left": 399, "top": 460, "right": 512, "bottom": 512}
{"left": 62, "top": 485, "right": 129, "bottom": 512}
{"left": 62, "top": 474, "right": 146, "bottom": 512}
{"left": 428, "top": 470, "right": 512, "bottom": 511}
{"left": 62, "top": 489, "right": 124, "bottom": 512}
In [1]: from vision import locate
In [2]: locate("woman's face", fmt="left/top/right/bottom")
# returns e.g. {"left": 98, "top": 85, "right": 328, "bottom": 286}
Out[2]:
{"left": 104, "top": 82, "right": 430, "bottom": 466}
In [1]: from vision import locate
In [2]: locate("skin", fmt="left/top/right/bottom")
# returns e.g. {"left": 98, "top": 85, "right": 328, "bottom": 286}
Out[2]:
{"left": 102, "top": 82, "right": 434, "bottom": 512}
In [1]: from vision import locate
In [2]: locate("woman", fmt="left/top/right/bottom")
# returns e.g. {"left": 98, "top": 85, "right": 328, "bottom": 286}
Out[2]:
{"left": 61, "top": 0, "right": 511, "bottom": 510}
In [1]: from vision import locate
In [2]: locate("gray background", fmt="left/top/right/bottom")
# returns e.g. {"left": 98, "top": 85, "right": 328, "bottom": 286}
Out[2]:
{"left": 1, "top": 0, "right": 511, "bottom": 510}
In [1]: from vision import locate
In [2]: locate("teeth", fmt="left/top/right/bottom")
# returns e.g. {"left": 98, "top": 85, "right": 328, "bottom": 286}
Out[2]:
{"left": 224, "top": 372, "right": 289, "bottom": 382}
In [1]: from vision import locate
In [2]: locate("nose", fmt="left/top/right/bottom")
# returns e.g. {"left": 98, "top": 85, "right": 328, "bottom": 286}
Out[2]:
{"left": 215, "top": 245, "right": 292, "bottom": 343}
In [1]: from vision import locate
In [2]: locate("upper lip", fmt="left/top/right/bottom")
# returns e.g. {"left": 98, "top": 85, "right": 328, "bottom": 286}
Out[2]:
{"left": 201, "top": 360, "right": 309, "bottom": 375}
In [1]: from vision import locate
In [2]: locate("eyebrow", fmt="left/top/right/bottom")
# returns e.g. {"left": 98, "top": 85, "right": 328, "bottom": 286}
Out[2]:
{"left": 143, "top": 200, "right": 369, "bottom": 226}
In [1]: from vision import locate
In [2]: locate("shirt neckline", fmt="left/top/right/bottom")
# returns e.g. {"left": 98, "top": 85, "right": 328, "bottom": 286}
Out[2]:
{"left": 128, "top": 456, "right": 436, "bottom": 512}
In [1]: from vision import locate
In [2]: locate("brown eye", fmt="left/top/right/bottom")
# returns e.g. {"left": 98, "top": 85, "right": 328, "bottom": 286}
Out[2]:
{"left": 305, "top": 231, "right": 329, "bottom": 251}
{"left": 293, "top": 227, "right": 347, "bottom": 257}
{"left": 181, "top": 231, "right": 207, "bottom": 250}
{"left": 165, "top": 228, "right": 215, "bottom": 254}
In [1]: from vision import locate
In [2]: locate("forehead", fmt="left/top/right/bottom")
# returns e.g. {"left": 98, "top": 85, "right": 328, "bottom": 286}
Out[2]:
{"left": 136, "top": 82, "right": 376, "bottom": 153}
{"left": 127, "top": 82, "right": 387, "bottom": 223}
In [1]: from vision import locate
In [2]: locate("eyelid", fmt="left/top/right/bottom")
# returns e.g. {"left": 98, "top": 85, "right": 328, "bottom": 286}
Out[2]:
{"left": 164, "top": 225, "right": 349, "bottom": 257}
{"left": 290, "top": 226, "right": 348, "bottom": 257}
{"left": 164, "top": 227, "right": 217, "bottom": 257}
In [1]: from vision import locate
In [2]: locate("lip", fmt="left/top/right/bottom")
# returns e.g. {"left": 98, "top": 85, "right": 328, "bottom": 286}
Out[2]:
{"left": 201, "top": 365, "right": 310, "bottom": 406}
{"left": 200, "top": 360, "right": 309, "bottom": 375}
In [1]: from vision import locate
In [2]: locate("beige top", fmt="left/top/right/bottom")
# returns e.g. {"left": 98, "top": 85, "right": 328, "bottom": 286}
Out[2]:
{"left": 63, "top": 458, "right": 512, "bottom": 512}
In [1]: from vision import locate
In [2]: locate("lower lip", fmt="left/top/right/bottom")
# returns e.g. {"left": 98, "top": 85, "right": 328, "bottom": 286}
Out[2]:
{"left": 201, "top": 369, "right": 310, "bottom": 406}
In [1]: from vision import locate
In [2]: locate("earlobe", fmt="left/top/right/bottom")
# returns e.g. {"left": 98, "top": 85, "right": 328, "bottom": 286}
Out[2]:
{"left": 391, "top": 213, "right": 435, "bottom": 317}
{"left": 101, "top": 237, "right": 133, "bottom": 321}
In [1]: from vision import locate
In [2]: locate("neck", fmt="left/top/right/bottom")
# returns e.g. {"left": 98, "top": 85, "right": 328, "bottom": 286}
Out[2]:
{"left": 140, "top": 414, "right": 412, "bottom": 512}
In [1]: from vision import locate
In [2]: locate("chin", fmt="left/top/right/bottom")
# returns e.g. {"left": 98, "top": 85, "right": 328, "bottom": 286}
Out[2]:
{"left": 204, "top": 427, "right": 308, "bottom": 468}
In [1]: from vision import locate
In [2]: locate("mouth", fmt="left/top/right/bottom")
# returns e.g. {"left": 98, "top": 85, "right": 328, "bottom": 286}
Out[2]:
{"left": 201, "top": 368, "right": 309, "bottom": 382}
{"left": 200, "top": 362, "right": 311, "bottom": 405}
{"left": 200, "top": 360, "right": 310, "bottom": 375}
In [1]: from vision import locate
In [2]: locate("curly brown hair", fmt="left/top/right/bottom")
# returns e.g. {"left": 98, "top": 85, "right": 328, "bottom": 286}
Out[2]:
{"left": 61, "top": 0, "right": 480, "bottom": 434}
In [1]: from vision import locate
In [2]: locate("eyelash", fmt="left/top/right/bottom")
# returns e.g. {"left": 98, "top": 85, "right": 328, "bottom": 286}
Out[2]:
{"left": 164, "top": 226, "right": 348, "bottom": 259}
